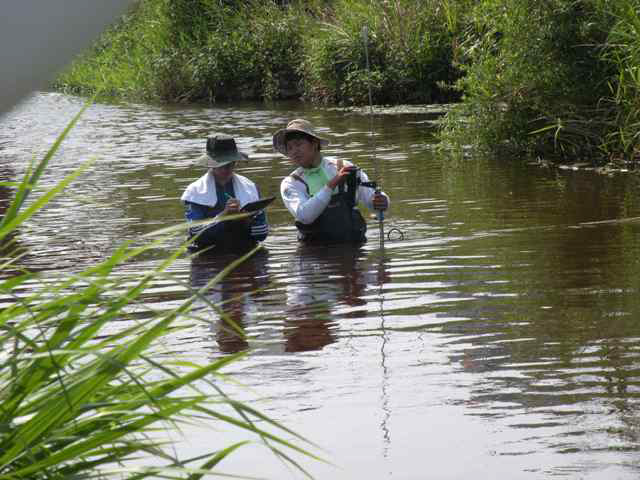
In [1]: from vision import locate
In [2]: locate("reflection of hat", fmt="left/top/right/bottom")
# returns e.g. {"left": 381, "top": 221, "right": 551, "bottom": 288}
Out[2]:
{"left": 197, "top": 135, "right": 249, "bottom": 168}
{"left": 272, "top": 118, "right": 329, "bottom": 155}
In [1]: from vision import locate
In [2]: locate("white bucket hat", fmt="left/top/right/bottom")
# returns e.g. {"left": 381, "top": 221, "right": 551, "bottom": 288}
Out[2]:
{"left": 272, "top": 119, "right": 329, "bottom": 155}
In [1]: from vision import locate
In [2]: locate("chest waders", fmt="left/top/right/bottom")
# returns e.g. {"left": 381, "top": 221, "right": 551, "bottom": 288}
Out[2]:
{"left": 291, "top": 173, "right": 367, "bottom": 244}
{"left": 190, "top": 201, "right": 256, "bottom": 253}
{"left": 216, "top": 222, "right": 256, "bottom": 252}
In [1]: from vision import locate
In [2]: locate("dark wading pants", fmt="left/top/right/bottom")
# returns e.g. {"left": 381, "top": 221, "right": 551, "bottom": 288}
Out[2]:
{"left": 295, "top": 190, "right": 367, "bottom": 244}
{"left": 191, "top": 221, "right": 257, "bottom": 253}
{"left": 215, "top": 222, "right": 257, "bottom": 251}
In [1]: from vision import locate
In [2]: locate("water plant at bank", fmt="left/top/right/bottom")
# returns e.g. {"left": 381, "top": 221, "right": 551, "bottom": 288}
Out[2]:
{"left": 55, "top": 0, "right": 308, "bottom": 103}
{"left": 299, "top": 0, "right": 468, "bottom": 104}
{"left": 54, "top": 0, "right": 640, "bottom": 163}
{"left": 0, "top": 107, "right": 319, "bottom": 478}
{"left": 439, "top": 0, "right": 640, "bottom": 164}
{"left": 55, "top": 0, "right": 467, "bottom": 105}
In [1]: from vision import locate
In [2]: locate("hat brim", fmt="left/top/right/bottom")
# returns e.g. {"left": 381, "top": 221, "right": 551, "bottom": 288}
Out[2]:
{"left": 197, "top": 151, "right": 249, "bottom": 168}
{"left": 272, "top": 128, "right": 329, "bottom": 156}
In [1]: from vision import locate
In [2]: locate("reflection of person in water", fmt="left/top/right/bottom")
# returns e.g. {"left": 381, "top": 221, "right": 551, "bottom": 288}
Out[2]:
{"left": 283, "top": 244, "right": 389, "bottom": 352}
{"left": 190, "top": 249, "right": 270, "bottom": 354}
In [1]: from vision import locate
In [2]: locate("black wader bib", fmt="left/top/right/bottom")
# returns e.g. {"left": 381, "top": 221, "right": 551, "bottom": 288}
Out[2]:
{"left": 214, "top": 222, "right": 256, "bottom": 252}
{"left": 291, "top": 173, "right": 366, "bottom": 244}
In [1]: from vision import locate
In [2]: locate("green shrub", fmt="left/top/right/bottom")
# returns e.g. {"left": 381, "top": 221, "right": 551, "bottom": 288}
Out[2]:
{"left": 439, "top": 0, "right": 624, "bottom": 162}
{"left": 56, "top": 0, "right": 467, "bottom": 106}
{"left": 599, "top": 0, "right": 640, "bottom": 160}
{"left": 301, "top": 0, "right": 466, "bottom": 105}
{"left": 56, "top": 0, "right": 307, "bottom": 102}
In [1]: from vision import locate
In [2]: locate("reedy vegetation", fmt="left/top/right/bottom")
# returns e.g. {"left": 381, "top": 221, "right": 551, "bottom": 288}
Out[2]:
{"left": 439, "top": 0, "right": 635, "bottom": 163}
{"left": 55, "top": 0, "right": 465, "bottom": 105}
{"left": 0, "top": 106, "right": 319, "bottom": 479}
{"left": 55, "top": 0, "right": 640, "bottom": 163}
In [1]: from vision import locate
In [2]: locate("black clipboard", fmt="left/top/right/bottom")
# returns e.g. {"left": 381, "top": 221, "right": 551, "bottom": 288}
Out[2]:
{"left": 241, "top": 196, "right": 276, "bottom": 213}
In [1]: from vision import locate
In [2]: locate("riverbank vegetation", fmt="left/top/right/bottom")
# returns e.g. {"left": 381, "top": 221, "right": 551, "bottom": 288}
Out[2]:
{"left": 55, "top": 0, "right": 466, "bottom": 105}
{"left": 0, "top": 107, "right": 317, "bottom": 478}
{"left": 440, "top": 0, "right": 640, "bottom": 165}
{"left": 55, "top": 0, "right": 640, "bottom": 164}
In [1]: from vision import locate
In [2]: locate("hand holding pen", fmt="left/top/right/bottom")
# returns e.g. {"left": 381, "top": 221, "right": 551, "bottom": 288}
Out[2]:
{"left": 222, "top": 194, "right": 241, "bottom": 215}
{"left": 221, "top": 194, "right": 255, "bottom": 224}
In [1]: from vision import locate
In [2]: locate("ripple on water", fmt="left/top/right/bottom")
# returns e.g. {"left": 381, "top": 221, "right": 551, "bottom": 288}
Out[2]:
{"left": 3, "top": 93, "right": 640, "bottom": 478}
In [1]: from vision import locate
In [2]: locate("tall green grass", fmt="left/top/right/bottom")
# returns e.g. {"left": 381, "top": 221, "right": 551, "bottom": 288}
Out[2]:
{"left": 439, "top": 0, "right": 611, "bottom": 159}
{"left": 301, "top": 0, "right": 467, "bottom": 105}
{"left": 0, "top": 105, "right": 320, "bottom": 479}
{"left": 55, "top": 0, "right": 640, "bottom": 161}
{"left": 439, "top": 0, "right": 640, "bottom": 164}
{"left": 55, "top": 0, "right": 466, "bottom": 106}
{"left": 600, "top": 0, "right": 640, "bottom": 160}
{"left": 53, "top": 1, "right": 167, "bottom": 100}
{"left": 56, "top": 0, "right": 308, "bottom": 103}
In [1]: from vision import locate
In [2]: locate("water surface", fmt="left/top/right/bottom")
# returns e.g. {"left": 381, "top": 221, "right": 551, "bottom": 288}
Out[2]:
{"left": 2, "top": 93, "right": 640, "bottom": 479}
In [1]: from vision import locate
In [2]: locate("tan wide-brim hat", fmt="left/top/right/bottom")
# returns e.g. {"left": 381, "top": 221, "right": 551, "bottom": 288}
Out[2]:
{"left": 272, "top": 118, "right": 330, "bottom": 155}
{"left": 197, "top": 135, "right": 249, "bottom": 168}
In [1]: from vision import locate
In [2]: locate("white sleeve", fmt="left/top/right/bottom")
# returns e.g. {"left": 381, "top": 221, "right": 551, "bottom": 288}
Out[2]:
{"left": 356, "top": 168, "right": 390, "bottom": 210}
{"left": 280, "top": 176, "right": 333, "bottom": 225}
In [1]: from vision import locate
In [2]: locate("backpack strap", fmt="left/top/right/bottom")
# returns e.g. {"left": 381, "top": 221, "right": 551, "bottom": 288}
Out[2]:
{"left": 335, "top": 158, "right": 344, "bottom": 193}
{"left": 290, "top": 173, "right": 310, "bottom": 195}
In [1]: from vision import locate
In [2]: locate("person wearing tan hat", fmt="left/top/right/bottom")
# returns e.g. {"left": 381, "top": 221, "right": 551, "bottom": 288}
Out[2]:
{"left": 181, "top": 135, "right": 269, "bottom": 251}
{"left": 273, "top": 118, "right": 389, "bottom": 244}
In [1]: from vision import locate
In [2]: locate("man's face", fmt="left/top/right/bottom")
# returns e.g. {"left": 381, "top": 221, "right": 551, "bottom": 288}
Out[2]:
{"left": 285, "top": 137, "right": 318, "bottom": 169}
{"left": 211, "top": 162, "right": 235, "bottom": 185}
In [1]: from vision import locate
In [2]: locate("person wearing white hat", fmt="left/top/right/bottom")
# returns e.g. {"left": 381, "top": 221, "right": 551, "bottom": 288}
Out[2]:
{"left": 181, "top": 136, "right": 269, "bottom": 252}
{"left": 273, "top": 118, "right": 389, "bottom": 244}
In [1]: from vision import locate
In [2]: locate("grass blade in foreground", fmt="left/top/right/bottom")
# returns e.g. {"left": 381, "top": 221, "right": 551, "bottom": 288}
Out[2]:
{"left": 0, "top": 105, "right": 320, "bottom": 479}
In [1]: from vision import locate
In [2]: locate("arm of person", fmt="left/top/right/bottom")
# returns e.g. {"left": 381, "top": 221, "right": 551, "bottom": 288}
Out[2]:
{"left": 355, "top": 168, "right": 390, "bottom": 211}
{"left": 249, "top": 210, "right": 268, "bottom": 242}
{"left": 246, "top": 186, "right": 269, "bottom": 242}
{"left": 280, "top": 176, "right": 332, "bottom": 225}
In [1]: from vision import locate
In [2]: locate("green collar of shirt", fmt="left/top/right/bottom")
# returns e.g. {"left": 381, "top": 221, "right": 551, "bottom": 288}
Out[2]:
{"left": 302, "top": 160, "right": 330, "bottom": 196}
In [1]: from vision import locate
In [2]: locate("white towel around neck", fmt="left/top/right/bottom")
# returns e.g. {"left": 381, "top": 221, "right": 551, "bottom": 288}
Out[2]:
{"left": 181, "top": 171, "right": 259, "bottom": 207}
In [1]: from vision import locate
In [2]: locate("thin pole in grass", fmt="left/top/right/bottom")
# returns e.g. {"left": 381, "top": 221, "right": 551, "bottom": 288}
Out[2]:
{"left": 361, "top": 25, "right": 384, "bottom": 250}
{"left": 361, "top": 27, "right": 393, "bottom": 456}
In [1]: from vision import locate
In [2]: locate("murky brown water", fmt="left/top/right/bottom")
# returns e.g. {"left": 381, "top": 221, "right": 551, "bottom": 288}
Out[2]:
{"left": 3, "top": 92, "right": 640, "bottom": 479}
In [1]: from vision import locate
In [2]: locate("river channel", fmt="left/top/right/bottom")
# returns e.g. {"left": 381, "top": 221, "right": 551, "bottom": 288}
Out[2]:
{"left": 2, "top": 92, "right": 640, "bottom": 479}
